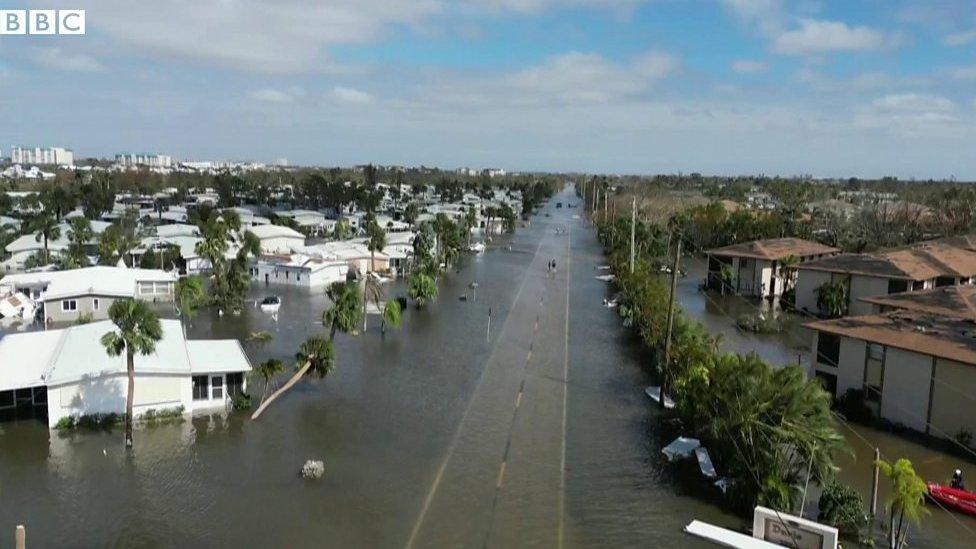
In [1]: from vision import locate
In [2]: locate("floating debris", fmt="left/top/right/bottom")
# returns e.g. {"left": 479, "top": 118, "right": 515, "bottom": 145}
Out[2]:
{"left": 301, "top": 459, "right": 325, "bottom": 480}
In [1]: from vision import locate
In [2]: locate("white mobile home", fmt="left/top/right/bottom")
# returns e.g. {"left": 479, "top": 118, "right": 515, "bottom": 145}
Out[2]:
{"left": 0, "top": 266, "right": 176, "bottom": 324}
{"left": 0, "top": 319, "right": 251, "bottom": 428}
{"left": 253, "top": 254, "right": 349, "bottom": 288}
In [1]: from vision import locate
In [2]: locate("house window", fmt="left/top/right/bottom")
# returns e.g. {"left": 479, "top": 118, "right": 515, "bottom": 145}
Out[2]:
{"left": 868, "top": 343, "right": 884, "bottom": 361}
{"left": 192, "top": 375, "right": 209, "bottom": 400}
{"left": 93, "top": 298, "right": 100, "bottom": 311}
{"left": 285, "top": 271, "right": 289, "bottom": 280}
{"left": 887, "top": 279, "right": 908, "bottom": 294}
{"left": 935, "top": 276, "right": 955, "bottom": 287}
{"left": 911, "top": 280, "right": 925, "bottom": 291}
{"left": 139, "top": 282, "right": 155, "bottom": 295}
{"left": 297, "top": 273, "right": 301, "bottom": 282}
{"left": 211, "top": 376, "right": 224, "bottom": 400}
{"left": 816, "top": 333, "right": 841, "bottom": 367}
{"left": 227, "top": 373, "right": 244, "bottom": 397}
{"left": 815, "top": 371, "right": 838, "bottom": 397}
{"left": 62, "top": 299, "right": 77, "bottom": 312}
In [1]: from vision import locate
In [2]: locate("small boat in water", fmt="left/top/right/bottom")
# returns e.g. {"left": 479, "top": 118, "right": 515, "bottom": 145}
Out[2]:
{"left": 927, "top": 483, "right": 976, "bottom": 517}
{"left": 259, "top": 296, "right": 281, "bottom": 313}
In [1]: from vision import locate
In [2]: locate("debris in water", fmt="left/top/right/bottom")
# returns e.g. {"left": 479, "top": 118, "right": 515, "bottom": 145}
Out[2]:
{"left": 301, "top": 459, "right": 325, "bottom": 480}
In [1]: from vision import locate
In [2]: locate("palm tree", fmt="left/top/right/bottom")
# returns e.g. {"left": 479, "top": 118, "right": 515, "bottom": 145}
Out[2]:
{"left": 408, "top": 272, "right": 438, "bottom": 308}
{"left": 30, "top": 213, "right": 60, "bottom": 265}
{"left": 877, "top": 458, "right": 928, "bottom": 549}
{"left": 253, "top": 359, "right": 285, "bottom": 404}
{"left": 322, "top": 281, "right": 362, "bottom": 341}
{"left": 251, "top": 336, "right": 335, "bottom": 420}
{"left": 174, "top": 276, "right": 207, "bottom": 332}
{"left": 100, "top": 299, "right": 163, "bottom": 448}
{"left": 381, "top": 299, "right": 403, "bottom": 336}
{"left": 362, "top": 274, "right": 384, "bottom": 332}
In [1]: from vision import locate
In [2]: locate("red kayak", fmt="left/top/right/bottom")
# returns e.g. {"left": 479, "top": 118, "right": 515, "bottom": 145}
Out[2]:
{"left": 927, "top": 483, "right": 976, "bottom": 517}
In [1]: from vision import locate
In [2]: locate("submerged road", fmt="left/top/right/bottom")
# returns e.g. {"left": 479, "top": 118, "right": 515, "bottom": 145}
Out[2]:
{"left": 408, "top": 197, "right": 574, "bottom": 548}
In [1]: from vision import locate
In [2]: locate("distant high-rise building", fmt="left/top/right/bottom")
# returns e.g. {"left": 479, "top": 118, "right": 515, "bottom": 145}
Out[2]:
{"left": 10, "top": 146, "right": 74, "bottom": 166}
{"left": 115, "top": 153, "right": 173, "bottom": 168}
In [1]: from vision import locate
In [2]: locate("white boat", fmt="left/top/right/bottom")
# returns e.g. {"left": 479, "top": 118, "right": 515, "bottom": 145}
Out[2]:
{"left": 259, "top": 296, "right": 281, "bottom": 313}
{"left": 469, "top": 242, "right": 486, "bottom": 253}
{"left": 662, "top": 437, "right": 700, "bottom": 462}
{"left": 645, "top": 386, "right": 675, "bottom": 409}
{"left": 595, "top": 274, "right": 615, "bottom": 282}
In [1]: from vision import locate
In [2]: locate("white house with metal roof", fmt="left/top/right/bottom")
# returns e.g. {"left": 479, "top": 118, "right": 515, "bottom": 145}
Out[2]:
{"left": 248, "top": 224, "right": 306, "bottom": 254}
{"left": 0, "top": 266, "right": 176, "bottom": 323}
{"left": 0, "top": 319, "right": 251, "bottom": 428}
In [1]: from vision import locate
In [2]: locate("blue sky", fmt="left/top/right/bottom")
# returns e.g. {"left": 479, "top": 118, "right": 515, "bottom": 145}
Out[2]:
{"left": 2, "top": 0, "right": 976, "bottom": 178}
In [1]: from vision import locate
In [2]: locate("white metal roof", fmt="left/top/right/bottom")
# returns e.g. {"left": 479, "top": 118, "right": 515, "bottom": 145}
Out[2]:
{"left": 0, "top": 319, "right": 250, "bottom": 391}
{"left": 0, "top": 266, "right": 176, "bottom": 301}
{"left": 248, "top": 224, "right": 306, "bottom": 240}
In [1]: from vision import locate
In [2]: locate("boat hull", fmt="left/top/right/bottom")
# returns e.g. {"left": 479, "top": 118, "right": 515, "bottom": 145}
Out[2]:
{"left": 927, "top": 483, "right": 976, "bottom": 517}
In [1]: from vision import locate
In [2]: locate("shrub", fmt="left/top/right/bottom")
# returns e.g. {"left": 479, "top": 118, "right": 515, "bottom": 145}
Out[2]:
{"left": 231, "top": 392, "right": 252, "bottom": 410}
{"left": 818, "top": 481, "right": 868, "bottom": 538}
{"left": 55, "top": 416, "right": 76, "bottom": 430}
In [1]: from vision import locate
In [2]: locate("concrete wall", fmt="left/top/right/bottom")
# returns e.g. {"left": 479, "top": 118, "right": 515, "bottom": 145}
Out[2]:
{"left": 795, "top": 270, "right": 831, "bottom": 313}
{"left": 879, "top": 347, "right": 933, "bottom": 433}
{"left": 849, "top": 275, "right": 891, "bottom": 316}
{"left": 929, "top": 358, "right": 976, "bottom": 438}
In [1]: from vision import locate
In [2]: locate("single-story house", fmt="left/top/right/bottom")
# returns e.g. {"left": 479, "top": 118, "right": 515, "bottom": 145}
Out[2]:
{"left": 795, "top": 243, "right": 976, "bottom": 316}
{"left": 0, "top": 266, "right": 176, "bottom": 324}
{"left": 248, "top": 224, "right": 306, "bottom": 255}
{"left": 252, "top": 254, "right": 349, "bottom": 288}
{"left": 806, "top": 312, "right": 976, "bottom": 440}
{"left": 301, "top": 241, "right": 390, "bottom": 275}
{"left": 1, "top": 219, "right": 112, "bottom": 271}
{"left": 0, "top": 319, "right": 251, "bottom": 428}
{"left": 705, "top": 238, "right": 840, "bottom": 299}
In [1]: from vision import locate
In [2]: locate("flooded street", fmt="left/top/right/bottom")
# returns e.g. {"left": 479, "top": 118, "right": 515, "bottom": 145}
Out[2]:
{"left": 0, "top": 189, "right": 737, "bottom": 548}
{"left": 3, "top": 187, "right": 975, "bottom": 547}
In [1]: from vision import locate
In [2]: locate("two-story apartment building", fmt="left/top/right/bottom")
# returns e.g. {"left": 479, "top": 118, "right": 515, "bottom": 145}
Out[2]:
{"left": 806, "top": 312, "right": 976, "bottom": 441}
{"left": 795, "top": 243, "right": 976, "bottom": 316}
{"left": 704, "top": 238, "right": 839, "bottom": 299}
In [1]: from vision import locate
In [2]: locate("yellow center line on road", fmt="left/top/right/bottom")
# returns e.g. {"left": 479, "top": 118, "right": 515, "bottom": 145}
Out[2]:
{"left": 496, "top": 461, "right": 507, "bottom": 488}
{"left": 515, "top": 390, "right": 523, "bottom": 409}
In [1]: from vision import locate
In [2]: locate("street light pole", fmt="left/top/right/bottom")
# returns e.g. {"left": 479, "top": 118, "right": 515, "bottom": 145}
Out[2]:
{"left": 629, "top": 197, "right": 636, "bottom": 274}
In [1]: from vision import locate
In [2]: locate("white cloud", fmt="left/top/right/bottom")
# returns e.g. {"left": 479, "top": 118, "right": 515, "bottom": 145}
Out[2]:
{"left": 943, "top": 29, "right": 976, "bottom": 46}
{"left": 731, "top": 59, "right": 768, "bottom": 74}
{"left": 502, "top": 51, "right": 676, "bottom": 105}
{"left": 32, "top": 47, "right": 104, "bottom": 72}
{"left": 248, "top": 89, "right": 296, "bottom": 103}
{"left": 720, "top": 0, "right": 786, "bottom": 35}
{"left": 331, "top": 86, "right": 375, "bottom": 104}
{"left": 796, "top": 69, "right": 894, "bottom": 92}
{"left": 951, "top": 66, "right": 976, "bottom": 80}
{"left": 773, "top": 19, "right": 889, "bottom": 55}
{"left": 872, "top": 93, "right": 955, "bottom": 113}
{"left": 85, "top": 0, "right": 443, "bottom": 73}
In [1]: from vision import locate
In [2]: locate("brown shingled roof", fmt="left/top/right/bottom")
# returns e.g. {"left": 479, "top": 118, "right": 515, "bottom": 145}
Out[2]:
{"left": 933, "top": 234, "right": 976, "bottom": 253}
{"left": 860, "top": 285, "right": 976, "bottom": 320}
{"left": 805, "top": 312, "right": 976, "bottom": 366}
{"left": 706, "top": 238, "right": 839, "bottom": 261}
{"left": 798, "top": 243, "right": 976, "bottom": 280}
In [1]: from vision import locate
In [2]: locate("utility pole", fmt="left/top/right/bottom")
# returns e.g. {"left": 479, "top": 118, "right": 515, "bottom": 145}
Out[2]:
{"left": 629, "top": 197, "right": 636, "bottom": 274}
{"left": 487, "top": 307, "right": 492, "bottom": 342}
{"left": 870, "top": 447, "right": 880, "bottom": 534}
{"left": 660, "top": 233, "right": 681, "bottom": 410}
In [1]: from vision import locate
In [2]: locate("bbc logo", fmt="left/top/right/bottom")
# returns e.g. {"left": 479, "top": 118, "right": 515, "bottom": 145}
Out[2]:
{"left": 0, "top": 9, "right": 85, "bottom": 35}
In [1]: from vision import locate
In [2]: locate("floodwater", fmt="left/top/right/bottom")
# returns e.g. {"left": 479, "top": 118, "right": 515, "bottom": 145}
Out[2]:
{"left": 680, "top": 258, "right": 976, "bottom": 548}
{"left": 3, "top": 188, "right": 972, "bottom": 548}
{"left": 0, "top": 188, "right": 738, "bottom": 548}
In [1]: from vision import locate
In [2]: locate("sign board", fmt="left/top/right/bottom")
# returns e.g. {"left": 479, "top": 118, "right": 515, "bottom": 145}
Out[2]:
{"left": 752, "top": 506, "right": 838, "bottom": 549}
